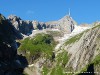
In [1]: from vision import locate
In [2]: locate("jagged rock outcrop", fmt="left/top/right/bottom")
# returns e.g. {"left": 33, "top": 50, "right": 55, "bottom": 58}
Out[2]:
{"left": 0, "top": 14, "right": 28, "bottom": 75}
{"left": 8, "top": 15, "right": 76, "bottom": 35}
{"left": 8, "top": 15, "right": 33, "bottom": 35}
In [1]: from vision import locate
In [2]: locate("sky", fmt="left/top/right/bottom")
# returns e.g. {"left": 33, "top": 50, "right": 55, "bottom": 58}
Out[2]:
{"left": 0, "top": 0, "right": 100, "bottom": 24}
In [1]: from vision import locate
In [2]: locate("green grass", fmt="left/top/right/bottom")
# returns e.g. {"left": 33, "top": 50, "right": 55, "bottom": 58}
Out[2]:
{"left": 41, "top": 50, "right": 69, "bottom": 75}
{"left": 78, "top": 65, "right": 88, "bottom": 74}
{"left": 92, "top": 54, "right": 100, "bottom": 65}
{"left": 18, "top": 33, "right": 56, "bottom": 61}
{"left": 50, "top": 66, "right": 65, "bottom": 75}
{"left": 65, "top": 32, "right": 84, "bottom": 45}
{"left": 57, "top": 51, "right": 69, "bottom": 66}
{"left": 42, "top": 66, "right": 49, "bottom": 75}
{"left": 92, "top": 24, "right": 100, "bottom": 29}
{"left": 65, "top": 28, "right": 90, "bottom": 46}
{"left": 50, "top": 51, "right": 69, "bottom": 75}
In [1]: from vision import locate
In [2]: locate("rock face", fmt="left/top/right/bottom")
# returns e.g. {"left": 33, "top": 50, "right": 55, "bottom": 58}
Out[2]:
{"left": 8, "top": 15, "right": 33, "bottom": 35}
{"left": 64, "top": 24, "right": 100, "bottom": 74}
{"left": 8, "top": 15, "right": 76, "bottom": 35}
{"left": 0, "top": 14, "right": 28, "bottom": 75}
{"left": 46, "top": 15, "right": 76, "bottom": 33}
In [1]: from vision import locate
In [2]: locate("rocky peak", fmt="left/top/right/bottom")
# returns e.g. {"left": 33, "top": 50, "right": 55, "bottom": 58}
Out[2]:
{"left": 8, "top": 15, "right": 21, "bottom": 21}
{"left": 59, "top": 15, "right": 71, "bottom": 21}
{"left": 8, "top": 15, "right": 33, "bottom": 35}
{"left": 45, "top": 15, "right": 76, "bottom": 33}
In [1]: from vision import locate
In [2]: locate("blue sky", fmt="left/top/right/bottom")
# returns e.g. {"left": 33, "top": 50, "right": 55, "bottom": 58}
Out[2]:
{"left": 0, "top": 0, "right": 100, "bottom": 24}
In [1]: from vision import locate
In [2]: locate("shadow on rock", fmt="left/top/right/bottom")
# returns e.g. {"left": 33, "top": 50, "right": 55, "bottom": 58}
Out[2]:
{"left": 0, "top": 43, "right": 28, "bottom": 75}
{"left": 78, "top": 63, "right": 94, "bottom": 75}
{"left": 0, "top": 13, "right": 28, "bottom": 75}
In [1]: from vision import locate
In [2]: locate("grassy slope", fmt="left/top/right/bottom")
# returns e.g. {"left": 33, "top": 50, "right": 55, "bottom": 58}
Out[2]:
{"left": 18, "top": 33, "right": 56, "bottom": 62}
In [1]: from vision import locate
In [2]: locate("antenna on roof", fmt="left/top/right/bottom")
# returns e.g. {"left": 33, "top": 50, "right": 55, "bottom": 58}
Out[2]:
{"left": 68, "top": 8, "right": 70, "bottom": 16}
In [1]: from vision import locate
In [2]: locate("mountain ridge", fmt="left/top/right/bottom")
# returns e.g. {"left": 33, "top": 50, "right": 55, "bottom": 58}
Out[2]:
{"left": 8, "top": 14, "right": 76, "bottom": 35}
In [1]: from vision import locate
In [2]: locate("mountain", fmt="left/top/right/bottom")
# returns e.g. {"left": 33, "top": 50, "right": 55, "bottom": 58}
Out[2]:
{"left": 18, "top": 23, "right": 100, "bottom": 75}
{"left": 46, "top": 15, "right": 76, "bottom": 33}
{"left": 0, "top": 13, "right": 99, "bottom": 75}
{"left": 8, "top": 14, "right": 76, "bottom": 35}
{"left": 64, "top": 24, "right": 100, "bottom": 74}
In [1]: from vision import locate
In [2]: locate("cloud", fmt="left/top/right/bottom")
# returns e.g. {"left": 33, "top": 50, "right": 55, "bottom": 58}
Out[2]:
{"left": 26, "top": 10, "right": 34, "bottom": 14}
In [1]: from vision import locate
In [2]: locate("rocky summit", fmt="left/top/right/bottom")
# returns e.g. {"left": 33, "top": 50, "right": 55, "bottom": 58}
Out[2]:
{"left": 0, "top": 13, "right": 100, "bottom": 75}
{"left": 8, "top": 14, "right": 76, "bottom": 35}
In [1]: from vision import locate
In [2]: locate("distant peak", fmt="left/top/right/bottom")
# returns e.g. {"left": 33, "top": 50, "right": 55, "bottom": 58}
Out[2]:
{"left": 60, "top": 8, "right": 72, "bottom": 20}
{"left": 59, "top": 15, "right": 71, "bottom": 21}
{"left": 8, "top": 15, "right": 21, "bottom": 20}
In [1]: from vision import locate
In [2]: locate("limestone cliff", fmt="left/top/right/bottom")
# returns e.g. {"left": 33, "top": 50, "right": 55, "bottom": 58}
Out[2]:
{"left": 63, "top": 24, "right": 100, "bottom": 74}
